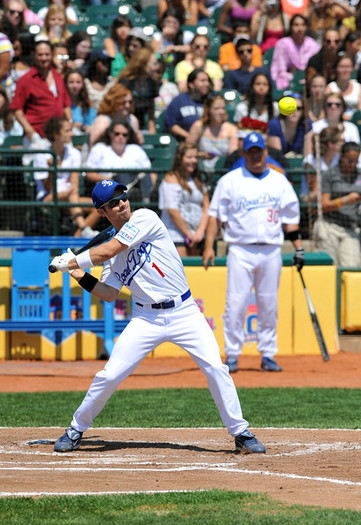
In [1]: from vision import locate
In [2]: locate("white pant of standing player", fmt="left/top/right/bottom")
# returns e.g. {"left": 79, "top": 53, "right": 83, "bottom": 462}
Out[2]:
{"left": 71, "top": 298, "right": 249, "bottom": 437}
{"left": 224, "top": 244, "right": 282, "bottom": 360}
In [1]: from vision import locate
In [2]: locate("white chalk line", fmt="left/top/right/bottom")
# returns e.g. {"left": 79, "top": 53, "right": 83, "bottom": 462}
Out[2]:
{"left": 0, "top": 490, "right": 206, "bottom": 498}
{"left": 0, "top": 427, "right": 360, "bottom": 496}
{"left": 0, "top": 465, "right": 359, "bottom": 488}
{"left": 0, "top": 426, "right": 360, "bottom": 431}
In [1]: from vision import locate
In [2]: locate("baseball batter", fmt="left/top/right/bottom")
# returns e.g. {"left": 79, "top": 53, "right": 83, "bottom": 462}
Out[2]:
{"left": 50, "top": 179, "right": 266, "bottom": 455}
{"left": 203, "top": 132, "right": 304, "bottom": 373}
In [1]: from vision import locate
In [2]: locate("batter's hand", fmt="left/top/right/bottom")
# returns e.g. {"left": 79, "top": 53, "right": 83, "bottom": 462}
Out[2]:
{"left": 49, "top": 249, "right": 74, "bottom": 274}
{"left": 293, "top": 247, "right": 304, "bottom": 271}
{"left": 202, "top": 247, "right": 215, "bottom": 269}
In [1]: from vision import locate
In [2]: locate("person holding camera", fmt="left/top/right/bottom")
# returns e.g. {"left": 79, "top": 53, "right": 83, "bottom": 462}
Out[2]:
{"left": 250, "top": 0, "right": 289, "bottom": 54}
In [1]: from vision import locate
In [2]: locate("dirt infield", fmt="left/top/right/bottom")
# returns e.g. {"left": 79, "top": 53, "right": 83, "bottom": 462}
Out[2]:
{"left": 0, "top": 352, "right": 360, "bottom": 391}
{"left": 0, "top": 427, "right": 360, "bottom": 510}
{"left": 0, "top": 353, "right": 360, "bottom": 510}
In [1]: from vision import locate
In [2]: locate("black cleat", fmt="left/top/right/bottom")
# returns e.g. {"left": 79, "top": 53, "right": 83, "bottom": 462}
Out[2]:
{"left": 235, "top": 429, "right": 266, "bottom": 454}
{"left": 54, "top": 427, "right": 83, "bottom": 452}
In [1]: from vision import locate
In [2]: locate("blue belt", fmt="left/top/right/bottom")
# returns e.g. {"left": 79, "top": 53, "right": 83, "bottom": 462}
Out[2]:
{"left": 136, "top": 289, "right": 191, "bottom": 310}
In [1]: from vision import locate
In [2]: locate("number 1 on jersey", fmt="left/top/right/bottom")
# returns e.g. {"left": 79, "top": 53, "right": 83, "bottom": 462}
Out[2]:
{"left": 152, "top": 262, "right": 165, "bottom": 277}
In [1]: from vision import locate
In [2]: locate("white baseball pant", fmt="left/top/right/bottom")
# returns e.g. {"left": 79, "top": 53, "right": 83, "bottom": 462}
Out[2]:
{"left": 71, "top": 298, "right": 249, "bottom": 436}
{"left": 224, "top": 244, "right": 282, "bottom": 359}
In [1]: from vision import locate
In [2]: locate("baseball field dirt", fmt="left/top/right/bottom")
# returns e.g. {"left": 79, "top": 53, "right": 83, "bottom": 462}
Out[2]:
{"left": 0, "top": 353, "right": 360, "bottom": 510}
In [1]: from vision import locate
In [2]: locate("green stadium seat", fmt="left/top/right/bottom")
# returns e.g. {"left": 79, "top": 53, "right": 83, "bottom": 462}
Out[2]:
{"left": 86, "top": 24, "right": 109, "bottom": 50}
{"left": 289, "top": 69, "right": 305, "bottom": 96}
{"left": 142, "top": 133, "right": 177, "bottom": 175}
{"left": 351, "top": 110, "right": 361, "bottom": 136}
{"left": 208, "top": 6, "right": 223, "bottom": 29}
{"left": 262, "top": 48, "right": 274, "bottom": 68}
{"left": 87, "top": 5, "right": 125, "bottom": 29}
{"left": 142, "top": 5, "right": 159, "bottom": 27}
{"left": 1, "top": 135, "right": 24, "bottom": 148}
{"left": 215, "top": 89, "right": 242, "bottom": 120}
{"left": 117, "top": 4, "right": 146, "bottom": 27}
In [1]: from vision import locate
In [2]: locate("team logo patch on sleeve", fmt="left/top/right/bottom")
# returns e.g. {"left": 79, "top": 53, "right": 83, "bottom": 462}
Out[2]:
{"left": 117, "top": 222, "right": 140, "bottom": 244}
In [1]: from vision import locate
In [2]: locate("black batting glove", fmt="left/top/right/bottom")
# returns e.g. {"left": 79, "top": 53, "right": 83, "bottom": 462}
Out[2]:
{"left": 293, "top": 247, "right": 304, "bottom": 271}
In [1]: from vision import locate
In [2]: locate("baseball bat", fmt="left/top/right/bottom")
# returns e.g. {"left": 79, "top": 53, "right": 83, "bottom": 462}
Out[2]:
{"left": 48, "top": 224, "right": 116, "bottom": 273}
{"left": 297, "top": 269, "right": 330, "bottom": 361}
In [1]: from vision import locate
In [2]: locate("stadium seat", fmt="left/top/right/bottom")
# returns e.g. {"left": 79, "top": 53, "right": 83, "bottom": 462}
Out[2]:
{"left": 351, "top": 110, "right": 361, "bottom": 136}
{"left": 289, "top": 69, "right": 305, "bottom": 96}
{"left": 142, "top": 5, "right": 159, "bottom": 27}
{"left": 86, "top": 24, "right": 109, "bottom": 50}
{"left": 142, "top": 133, "right": 177, "bottom": 175}
{"left": 87, "top": 5, "right": 125, "bottom": 29}
{"left": 285, "top": 155, "right": 304, "bottom": 196}
{"left": 216, "top": 89, "right": 242, "bottom": 120}
{"left": 262, "top": 48, "right": 274, "bottom": 68}
{"left": 1, "top": 136, "right": 24, "bottom": 148}
{"left": 27, "top": 0, "right": 47, "bottom": 11}
{"left": 208, "top": 6, "right": 223, "bottom": 29}
{"left": 117, "top": 4, "right": 146, "bottom": 27}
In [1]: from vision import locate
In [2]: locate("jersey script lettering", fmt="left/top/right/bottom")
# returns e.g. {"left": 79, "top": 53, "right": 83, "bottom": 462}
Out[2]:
{"left": 117, "top": 241, "right": 153, "bottom": 286}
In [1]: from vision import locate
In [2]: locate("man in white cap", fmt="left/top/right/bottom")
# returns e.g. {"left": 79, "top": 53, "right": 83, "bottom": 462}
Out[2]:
{"left": 203, "top": 132, "right": 304, "bottom": 373}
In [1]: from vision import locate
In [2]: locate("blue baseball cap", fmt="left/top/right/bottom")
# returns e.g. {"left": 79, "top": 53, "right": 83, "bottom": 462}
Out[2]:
{"left": 243, "top": 132, "right": 266, "bottom": 151}
{"left": 92, "top": 180, "right": 127, "bottom": 209}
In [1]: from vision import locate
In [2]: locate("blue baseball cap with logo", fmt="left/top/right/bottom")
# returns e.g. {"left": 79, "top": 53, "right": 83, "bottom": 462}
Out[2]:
{"left": 243, "top": 132, "right": 266, "bottom": 151}
{"left": 92, "top": 180, "right": 127, "bottom": 208}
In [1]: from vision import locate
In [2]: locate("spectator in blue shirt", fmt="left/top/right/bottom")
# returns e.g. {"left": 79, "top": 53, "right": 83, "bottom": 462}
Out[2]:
{"left": 223, "top": 35, "right": 271, "bottom": 95}
{"left": 65, "top": 69, "right": 97, "bottom": 135}
{"left": 164, "top": 68, "right": 212, "bottom": 140}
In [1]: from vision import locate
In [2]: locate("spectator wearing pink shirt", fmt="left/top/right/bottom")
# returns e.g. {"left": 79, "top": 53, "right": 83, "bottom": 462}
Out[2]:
{"left": 270, "top": 14, "right": 320, "bottom": 90}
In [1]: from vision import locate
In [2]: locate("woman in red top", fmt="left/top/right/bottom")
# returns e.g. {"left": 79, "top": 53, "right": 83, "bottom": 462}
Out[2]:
{"left": 10, "top": 39, "right": 72, "bottom": 145}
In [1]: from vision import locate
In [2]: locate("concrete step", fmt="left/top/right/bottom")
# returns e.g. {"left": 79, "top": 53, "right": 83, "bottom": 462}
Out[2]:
{"left": 339, "top": 335, "right": 361, "bottom": 353}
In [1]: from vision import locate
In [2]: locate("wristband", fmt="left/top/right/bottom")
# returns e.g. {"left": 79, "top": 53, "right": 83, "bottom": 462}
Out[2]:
{"left": 76, "top": 250, "right": 93, "bottom": 269}
{"left": 78, "top": 272, "right": 98, "bottom": 293}
{"left": 287, "top": 230, "right": 302, "bottom": 242}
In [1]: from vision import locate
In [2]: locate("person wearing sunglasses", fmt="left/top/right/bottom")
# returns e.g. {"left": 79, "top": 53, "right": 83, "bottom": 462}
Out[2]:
{"left": 50, "top": 177, "right": 266, "bottom": 456}
{"left": 4, "top": 0, "right": 27, "bottom": 31}
{"left": 267, "top": 92, "right": 313, "bottom": 163}
{"left": 174, "top": 33, "right": 223, "bottom": 93}
{"left": 305, "top": 29, "right": 341, "bottom": 85}
{"left": 86, "top": 117, "right": 152, "bottom": 202}
{"left": 325, "top": 53, "right": 361, "bottom": 121}
{"left": 219, "top": 19, "right": 262, "bottom": 72}
{"left": 303, "top": 126, "right": 345, "bottom": 203}
{"left": 223, "top": 35, "right": 270, "bottom": 95}
{"left": 312, "top": 92, "right": 360, "bottom": 144}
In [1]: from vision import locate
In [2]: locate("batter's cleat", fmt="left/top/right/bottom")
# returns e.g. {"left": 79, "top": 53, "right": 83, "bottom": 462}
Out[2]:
{"left": 54, "top": 427, "right": 83, "bottom": 452}
{"left": 261, "top": 357, "right": 282, "bottom": 372}
{"left": 235, "top": 429, "right": 266, "bottom": 454}
{"left": 225, "top": 357, "right": 238, "bottom": 373}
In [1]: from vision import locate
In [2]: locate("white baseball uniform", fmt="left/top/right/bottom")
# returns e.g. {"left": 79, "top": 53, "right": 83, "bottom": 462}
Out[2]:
{"left": 71, "top": 209, "right": 249, "bottom": 437}
{"left": 208, "top": 166, "right": 300, "bottom": 359}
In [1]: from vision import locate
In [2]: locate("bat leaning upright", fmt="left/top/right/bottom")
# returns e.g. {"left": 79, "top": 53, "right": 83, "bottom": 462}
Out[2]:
{"left": 48, "top": 224, "right": 116, "bottom": 273}
{"left": 297, "top": 269, "right": 330, "bottom": 361}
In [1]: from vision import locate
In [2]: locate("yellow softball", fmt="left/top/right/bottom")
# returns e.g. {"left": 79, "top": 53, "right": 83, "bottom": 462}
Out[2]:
{"left": 278, "top": 96, "right": 297, "bottom": 116}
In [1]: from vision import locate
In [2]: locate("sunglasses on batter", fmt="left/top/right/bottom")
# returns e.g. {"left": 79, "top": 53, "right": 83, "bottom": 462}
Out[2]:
{"left": 101, "top": 192, "right": 128, "bottom": 209}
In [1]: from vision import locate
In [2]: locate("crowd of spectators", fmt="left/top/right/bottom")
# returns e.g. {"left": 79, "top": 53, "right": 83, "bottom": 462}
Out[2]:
{"left": 0, "top": 0, "right": 361, "bottom": 265}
